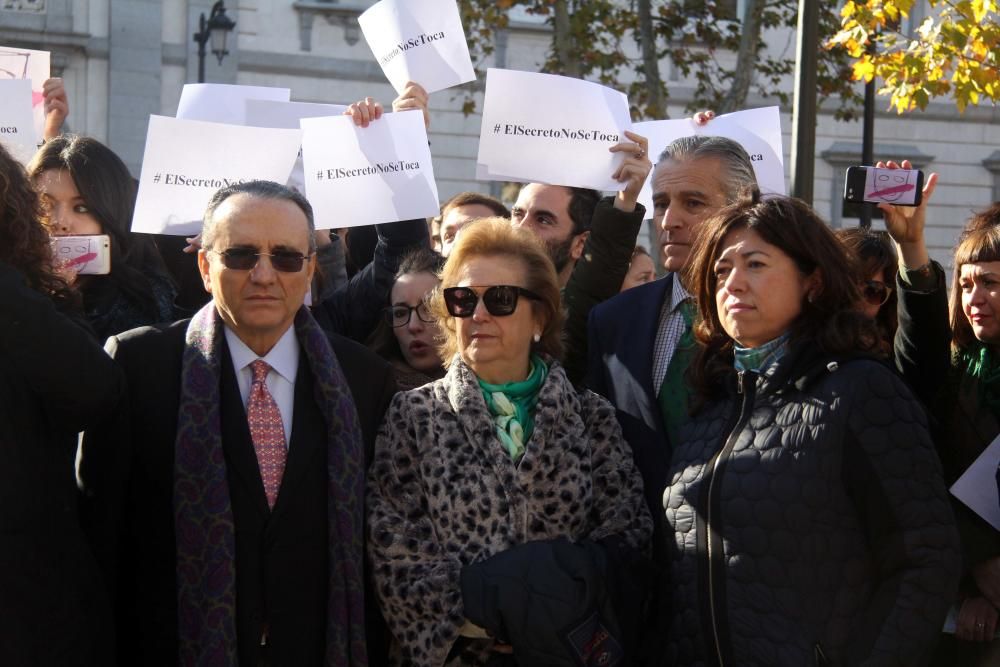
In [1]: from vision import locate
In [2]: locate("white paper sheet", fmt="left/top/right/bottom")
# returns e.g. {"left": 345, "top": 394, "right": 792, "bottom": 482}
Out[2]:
{"left": 176, "top": 83, "right": 290, "bottom": 125}
{"left": 633, "top": 106, "right": 786, "bottom": 216}
{"left": 951, "top": 433, "right": 1000, "bottom": 531}
{"left": 301, "top": 111, "right": 439, "bottom": 229}
{"left": 131, "top": 116, "right": 303, "bottom": 236}
{"left": 359, "top": 0, "right": 475, "bottom": 94}
{"left": 0, "top": 46, "right": 49, "bottom": 143}
{"left": 476, "top": 69, "right": 631, "bottom": 191}
{"left": 244, "top": 100, "right": 348, "bottom": 129}
{"left": 0, "top": 80, "right": 39, "bottom": 164}
{"left": 245, "top": 99, "right": 350, "bottom": 194}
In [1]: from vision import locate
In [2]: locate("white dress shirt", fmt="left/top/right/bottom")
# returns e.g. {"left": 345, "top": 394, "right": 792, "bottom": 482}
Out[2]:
{"left": 224, "top": 326, "right": 299, "bottom": 445}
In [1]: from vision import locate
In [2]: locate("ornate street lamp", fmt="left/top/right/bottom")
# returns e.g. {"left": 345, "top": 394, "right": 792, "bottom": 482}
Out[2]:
{"left": 193, "top": 1, "right": 237, "bottom": 83}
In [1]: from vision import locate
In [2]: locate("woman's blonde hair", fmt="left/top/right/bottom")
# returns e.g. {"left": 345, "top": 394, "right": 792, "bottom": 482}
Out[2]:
{"left": 428, "top": 217, "right": 565, "bottom": 366}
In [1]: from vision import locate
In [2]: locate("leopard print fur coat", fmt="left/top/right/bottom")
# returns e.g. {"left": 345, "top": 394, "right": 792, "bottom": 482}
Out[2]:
{"left": 367, "top": 358, "right": 652, "bottom": 666}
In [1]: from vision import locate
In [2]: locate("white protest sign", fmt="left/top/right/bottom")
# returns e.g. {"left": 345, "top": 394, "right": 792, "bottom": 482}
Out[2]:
{"left": 633, "top": 106, "right": 786, "bottom": 216}
{"left": 245, "top": 100, "right": 348, "bottom": 129}
{"left": 0, "top": 80, "right": 38, "bottom": 163}
{"left": 950, "top": 433, "right": 1000, "bottom": 531}
{"left": 132, "top": 116, "right": 303, "bottom": 236}
{"left": 359, "top": 0, "right": 475, "bottom": 94}
{"left": 476, "top": 69, "right": 631, "bottom": 191}
{"left": 176, "top": 83, "right": 290, "bottom": 125}
{"left": 245, "top": 99, "right": 350, "bottom": 194}
{"left": 0, "top": 46, "right": 49, "bottom": 143}
{"left": 301, "top": 111, "right": 439, "bottom": 229}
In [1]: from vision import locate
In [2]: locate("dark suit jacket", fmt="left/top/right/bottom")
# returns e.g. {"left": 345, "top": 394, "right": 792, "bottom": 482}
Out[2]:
{"left": 586, "top": 274, "right": 674, "bottom": 565}
{"left": 82, "top": 318, "right": 395, "bottom": 667}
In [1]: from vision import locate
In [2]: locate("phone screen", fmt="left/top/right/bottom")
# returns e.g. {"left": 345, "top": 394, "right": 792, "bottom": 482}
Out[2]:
{"left": 863, "top": 168, "right": 920, "bottom": 205}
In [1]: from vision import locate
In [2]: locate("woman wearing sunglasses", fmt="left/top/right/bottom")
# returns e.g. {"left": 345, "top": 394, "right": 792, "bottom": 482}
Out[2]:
{"left": 663, "top": 195, "right": 959, "bottom": 666}
{"left": 367, "top": 247, "right": 446, "bottom": 390}
{"left": 884, "top": 159, "right": 1000, "bottom": 664}
{"left": 367, "top": 218, "right": 652, "bottom": 665}
{"left": 836, "top": 227, "right": 897, "bottom": 353}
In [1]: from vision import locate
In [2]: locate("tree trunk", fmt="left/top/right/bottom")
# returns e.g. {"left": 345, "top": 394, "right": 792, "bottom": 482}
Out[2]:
{"left": 553, "top": 0, "right": 582, "bottom": 78}
{"left": 637, "top": 0, "right": 667, "bottom": 118}
{"left": 720, "top": 0, "right": 763, "bottom": 112}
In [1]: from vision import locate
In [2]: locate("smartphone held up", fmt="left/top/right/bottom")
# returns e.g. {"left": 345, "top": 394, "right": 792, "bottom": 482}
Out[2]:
{"left": 51, "top": 234, "right": 111, "bottom": 275}
{"left": 844, "top": 166, "right": 924, "bottom": 207}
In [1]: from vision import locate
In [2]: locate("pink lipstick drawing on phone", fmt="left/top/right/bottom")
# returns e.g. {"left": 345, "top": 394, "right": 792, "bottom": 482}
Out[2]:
{"left": 868, "top": 183, "right": 915, "bottom": 199}
{"left": 66, "top": 252, "right": 97, "bottom": 267}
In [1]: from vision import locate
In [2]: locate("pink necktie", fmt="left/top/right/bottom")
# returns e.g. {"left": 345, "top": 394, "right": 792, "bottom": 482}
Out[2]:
{"left": 247, "top": 359, "right": 287, "bottom": 509}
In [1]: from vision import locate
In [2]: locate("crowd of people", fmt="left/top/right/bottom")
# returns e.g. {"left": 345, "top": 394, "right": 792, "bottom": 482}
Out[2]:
{"left": 1, "top": 76, "right": 998, "bottom": 667}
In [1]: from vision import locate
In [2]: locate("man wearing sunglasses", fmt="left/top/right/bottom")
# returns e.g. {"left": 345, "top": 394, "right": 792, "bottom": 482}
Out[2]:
{"left": 83, "top": 181, "right": 395, "bottom": 666}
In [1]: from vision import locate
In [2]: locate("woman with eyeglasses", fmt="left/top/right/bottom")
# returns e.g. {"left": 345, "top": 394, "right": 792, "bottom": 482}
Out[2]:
{"left": 836, "top": 227, "right": 897, "bottom": 353}
{"left": 28, "top": 135, "right": 176, "bottom": 341}
{"left": 663, "top": 195, "right": 959, "bottom": 666}
{"left": 882, "top": 160, "right": 1000, "bottom": 665}
{"left": 367, "top": 247, "right": 446, "bottom": 390}
{"left": 367, "top": 218, "right": 652, "bottom": 666}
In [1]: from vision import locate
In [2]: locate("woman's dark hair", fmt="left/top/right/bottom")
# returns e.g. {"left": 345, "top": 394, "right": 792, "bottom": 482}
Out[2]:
{"left": 836, "top": 227, "right": 898, "bottom": 352}
{"left": 368, "top": 247, "right": 445, "bottom": 363}
{"left": 27, "top": 135, "right": 172, "bottom": 313}
{"left": 951, "top": 224, "right": 1000, "bottom": 350}
{"left": 0, "top": 143, "right": 74, "bottom": 306}
{"left": 687, "top": 195, "right": 877, "bottom": 400}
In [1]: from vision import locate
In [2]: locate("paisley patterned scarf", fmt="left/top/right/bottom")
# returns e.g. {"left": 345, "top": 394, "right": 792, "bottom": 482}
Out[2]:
{"left": 173, "top": 302, "right": 367, "bottom": 666}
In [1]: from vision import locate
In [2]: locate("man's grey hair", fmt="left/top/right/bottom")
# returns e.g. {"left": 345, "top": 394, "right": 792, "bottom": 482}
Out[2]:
{"left": 657, "top": 135, "right": 759, "bottom": 203}
{"left": 201, "top": 180, "right": 317, "bottom": 251}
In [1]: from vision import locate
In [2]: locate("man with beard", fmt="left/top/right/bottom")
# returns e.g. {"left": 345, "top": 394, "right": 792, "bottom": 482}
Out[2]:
{"left": 511, "top": 130, "right": 653, "bottom": 384}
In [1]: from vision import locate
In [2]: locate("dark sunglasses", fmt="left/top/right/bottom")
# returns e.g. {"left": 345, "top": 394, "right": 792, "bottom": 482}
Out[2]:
{"left": 385, "top": 303, "right": 435, "bottom": 328}
{"left": 213, "top": 248, "right": 312, "bottom": 273}
{"left": 862, "top": 280, "right": 892, "bottom": 307}
{"left": 442, "top": 285, "right": 542, "bottom": 318}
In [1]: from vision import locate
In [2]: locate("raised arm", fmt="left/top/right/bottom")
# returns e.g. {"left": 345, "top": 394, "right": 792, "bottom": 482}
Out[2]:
{"left": 562, "top": 131, "right": 651, "bottom": 386}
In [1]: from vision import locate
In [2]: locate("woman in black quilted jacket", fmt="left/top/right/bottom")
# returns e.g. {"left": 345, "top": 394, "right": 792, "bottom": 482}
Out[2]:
{"left": 882, "top": 159, "right": 1000, "bottom": 665}
{"left": 661, "top": 194, "right": 961, "bottom": 666}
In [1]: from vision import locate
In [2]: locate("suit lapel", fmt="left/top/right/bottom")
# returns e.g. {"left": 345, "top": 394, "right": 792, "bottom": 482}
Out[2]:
{"left": 624, "top": 274, "right": 673, "bottom": 434}
{"left": 219, "top": 343, "right": 271, "bottom": 519}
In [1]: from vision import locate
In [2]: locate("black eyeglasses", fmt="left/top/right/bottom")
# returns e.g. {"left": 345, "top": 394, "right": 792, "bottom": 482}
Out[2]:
{"left": 385, "top": 303, "right": 435, "bottom": 327}
{"left": 862, "top": 280, "right": 893, "bottom": 307}
{"left": 442, "top": 285, "right": 542, "bottom": 318}
{"left": 213, "top": 248, "right": 312, "bottom": 273}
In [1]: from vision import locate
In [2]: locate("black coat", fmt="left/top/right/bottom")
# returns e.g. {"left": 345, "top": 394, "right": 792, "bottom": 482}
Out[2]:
{"left": 0, "top": 261, "right": 124, "bottom": 666}
{"left": 81, "top": 318, "right": 395, "bottom": 666}
{"left": 664, "top": 345, "right": 961, "bottom": 666}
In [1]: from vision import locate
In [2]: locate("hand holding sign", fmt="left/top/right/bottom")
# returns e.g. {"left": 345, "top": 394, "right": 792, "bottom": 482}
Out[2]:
{"left": 393, "top": 82, "right": 430, "bottom": 130}
{"left": 609, "top": 130, "right": 653, "bottom": 213}
{"left": 359, "top": 0, "right": 475, "bottom": 94}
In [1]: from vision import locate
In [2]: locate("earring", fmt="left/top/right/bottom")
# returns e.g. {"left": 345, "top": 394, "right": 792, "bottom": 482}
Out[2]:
{"left": 807, "top": 292, "right": 816, "bottom": 304}
{"left": 533, "top": 331, "right": 541, "bottom": 343}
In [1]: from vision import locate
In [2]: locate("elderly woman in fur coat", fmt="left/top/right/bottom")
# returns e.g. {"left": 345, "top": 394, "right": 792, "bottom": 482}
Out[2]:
{"left": 367, "top": 218, "right": 652, "bottom": 666}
